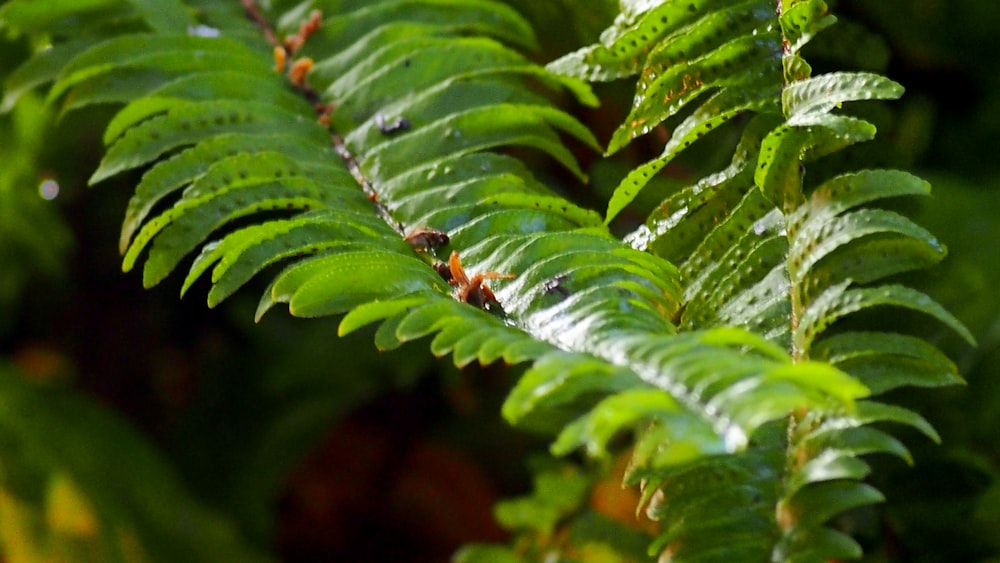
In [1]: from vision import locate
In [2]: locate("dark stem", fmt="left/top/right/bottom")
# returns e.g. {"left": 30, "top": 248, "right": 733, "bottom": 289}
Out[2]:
{"left": 238, "top": 0, "right": 405, "bottom": 235}
{"left": 239, "top": 0, "right": 280, "bottom": 47}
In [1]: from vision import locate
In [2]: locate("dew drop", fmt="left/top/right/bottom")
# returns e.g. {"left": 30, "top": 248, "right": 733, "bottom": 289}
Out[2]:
{"left": 38, "top": 178, "right": 60, "bottom": 200}
{"left": 187, "top": 25, "right": 220, "bottom": 38}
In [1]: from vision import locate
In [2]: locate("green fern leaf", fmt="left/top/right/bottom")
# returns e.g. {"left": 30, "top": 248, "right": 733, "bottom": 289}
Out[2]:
{"left": 119, "top": 133, "right": 330, "bottom": 252}
{"left": 0, "top": 0, "right": 119, "bottom": 31}
{"left": 552, "top": 388, "right": 722, "bottom": 462}
{"left": 183, "top": 209, "right": 404, "bottom": 304}
{"left": 812, "top": 332, "right": 963, "bottom": 394}
{"left": 796, "top": 281, "right": 975, "bottom": 354}
{"left": 784, "top": 71, "right": 903, "bottom": 121}
{"left": 779, "top": 0, "right": 837, "bottom": 53}
{"left": 501, "top": 352, "right": 641, "bottom": 432}
{"left": 103, "top": 74, "right": 309, "bottom": 142}
{"left": 91, "top": 100, "right": 328, "bottom": 184}
{"left": 285, "top": 251, "right": 446, "bottom": 317}
{"left": 609, "top": 31, "right": 781, "bottom": 154}
{"left": 361, "top": 103, "right": 598, "bottom": 181}
{"left": 1, "top": 39, "right": 101, "bottom": 112}
{"left": 298, "top": 0, "right": 540, "bottom": 55}
{"left": 785, "top": 480, "right": 885, "bottom": 527}
{"left": 122, "top": 0, "right": 191, "bottom": 34}
{"left": 551, "top": 0, "right": 784, "bottom": 221}
{"left": 337, "top": 297, "right": 428, "bottom": 336}
{"left": 48, "top": 35, "right": 270, "bottom": 106}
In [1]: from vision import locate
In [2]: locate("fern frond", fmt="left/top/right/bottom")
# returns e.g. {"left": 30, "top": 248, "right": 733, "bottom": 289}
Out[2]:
{"left": 0, "top": 0, "right": 971, "bottom": 560}
{"left": 5, "top": 0, "right": 869, "bottom": 456}
{"left": 549, "top": 0, "right": 970, "bottom": 560}
{"left": 550, "top": 0, "right": 782, "bottom": 221}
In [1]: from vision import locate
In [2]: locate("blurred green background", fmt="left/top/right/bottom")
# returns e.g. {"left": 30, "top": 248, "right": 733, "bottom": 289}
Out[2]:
{"left": 1, "top": 1, "right": 998, "bottom": 561}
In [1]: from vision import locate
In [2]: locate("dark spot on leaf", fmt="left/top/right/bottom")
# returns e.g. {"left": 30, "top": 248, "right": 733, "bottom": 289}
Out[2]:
{"left": 433, "top": 261, "right": 453, "bottom": 282}
{"left": 375, "top": 114, "right": 411, "bottom": 135}
{"left": 542, "top": 274, "right": 570, "bottom": 298}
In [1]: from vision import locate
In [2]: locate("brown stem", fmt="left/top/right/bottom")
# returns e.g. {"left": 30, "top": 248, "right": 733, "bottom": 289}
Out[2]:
{"left": 239, "top": 0, "right": 280, "bottom": 47}
{"left": 331, "top": 132, "right": 405, "bottom": 234}
{"left": 238, "top": 0, "right": 404, "bottom": 235}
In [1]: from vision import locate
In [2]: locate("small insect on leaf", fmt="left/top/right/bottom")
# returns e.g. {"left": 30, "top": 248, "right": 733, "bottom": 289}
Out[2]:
{"left": 433, "top": 260, "right": 453, "bottom": 282}
{"left": 316, "top": 103, "right": 334, "bottom": 127}
{"left": 284, "top": 9, "right": 323, "bottom": 54}
{"left": 273, "top": 46, "right": 287, "bottom": 73}
{"left": 288, "top": 57, "right": 314, "bottom": 86}
{"left": 404, "top": 226, "right": 449, "bottom": 252}
{"left": 375, "top": 113, "right": 411, "bottom": 136}
{"left": 448, "top": 251, "right": 515, "bottom": 311}
{"left": 542, "top": 273, "right": 570, "bottom": 298}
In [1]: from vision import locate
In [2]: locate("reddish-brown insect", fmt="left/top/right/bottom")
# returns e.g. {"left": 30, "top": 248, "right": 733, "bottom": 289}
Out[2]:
{"left": 273, "top": 46, "right": 288, "bottom": 73}
{"left": 433, "top": 261, "right": 453, "bottom": 282}
{"left": 315, "top": 102, "right": 335, "bottom": 127}
{"left": 404, "top": 226, "right": 449, "bottom": 252}
{"left": 288, "top": 57, "right": 314, "bottom": 86}
{"left": 447, "top": 251, "right": 514, "bottom": 310}
{"left": 283, "top": 9, "right": 322, "bottom": 54}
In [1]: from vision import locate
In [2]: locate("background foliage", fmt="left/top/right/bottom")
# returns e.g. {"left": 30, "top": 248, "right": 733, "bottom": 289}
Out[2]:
{"left": 0, "top": 0, "right": 997, "bottom": 561}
